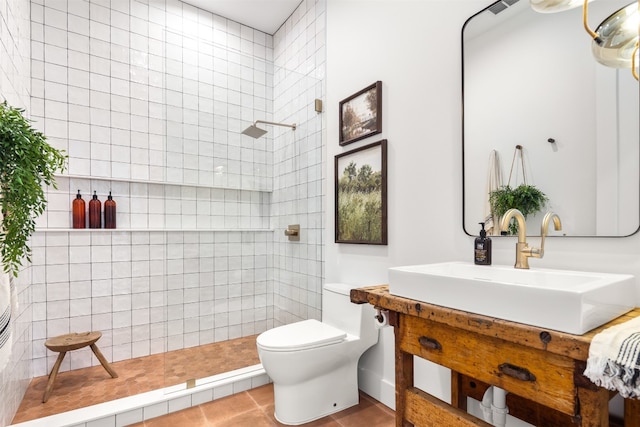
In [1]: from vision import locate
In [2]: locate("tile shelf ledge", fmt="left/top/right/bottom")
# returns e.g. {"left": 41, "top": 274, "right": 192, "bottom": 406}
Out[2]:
{"left": 35, "top": 228, "right": 275, "bottom": 232}
{"left": 55, "top": 174, "right": 273, "bottom": 193}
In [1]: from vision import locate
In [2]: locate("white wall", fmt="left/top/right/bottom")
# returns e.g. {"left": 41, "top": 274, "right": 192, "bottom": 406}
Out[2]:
{"left": 325, "top": 0, "right": 640, "bottom": 415}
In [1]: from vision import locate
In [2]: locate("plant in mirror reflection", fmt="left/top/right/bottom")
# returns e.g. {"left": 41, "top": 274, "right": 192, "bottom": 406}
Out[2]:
{"left": 489, "top": 184, "right": 548, "bottom": 235}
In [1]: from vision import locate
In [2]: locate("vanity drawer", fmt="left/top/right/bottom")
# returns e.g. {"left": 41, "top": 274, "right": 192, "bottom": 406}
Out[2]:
{"left": 399, "top": 314, "right": 577, "bottom": 416}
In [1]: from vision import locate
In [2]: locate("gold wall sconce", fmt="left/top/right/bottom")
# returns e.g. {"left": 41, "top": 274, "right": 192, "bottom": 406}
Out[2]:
{"left": 530, "top": 0, "right": 639, "bottom": 80}
{"left": 583, "top": 0, "right": 638, "bottom": 77}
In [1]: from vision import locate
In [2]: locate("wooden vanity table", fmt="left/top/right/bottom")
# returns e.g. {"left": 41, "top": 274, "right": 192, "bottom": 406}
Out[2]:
{"left": 351, "top": 285, "right": 640, "bottom": 427}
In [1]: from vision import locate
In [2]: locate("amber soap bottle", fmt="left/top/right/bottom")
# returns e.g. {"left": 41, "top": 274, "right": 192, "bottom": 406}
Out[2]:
{"left": 72, "top": 190, "right": 86, "bottom": 228}
{"left": 89, "top": 191, "right": 101, "bottom": 228}
{"left": 104, "top": 191, "right": 116, "bottom": 229}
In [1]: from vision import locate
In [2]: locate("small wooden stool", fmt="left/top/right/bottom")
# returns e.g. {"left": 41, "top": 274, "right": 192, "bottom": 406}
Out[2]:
{"left": 43, "top": 331, "right": 118, "bottom": 403}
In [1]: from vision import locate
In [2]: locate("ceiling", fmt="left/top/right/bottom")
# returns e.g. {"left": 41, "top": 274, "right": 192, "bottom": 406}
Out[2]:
{"left": 184, "top": 0, "right": 302, "bottom": 34}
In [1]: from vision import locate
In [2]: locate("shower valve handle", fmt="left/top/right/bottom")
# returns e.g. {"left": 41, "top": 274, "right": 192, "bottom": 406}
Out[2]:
{"left": 284, "top": 225, "right": 300, "bottom": 241}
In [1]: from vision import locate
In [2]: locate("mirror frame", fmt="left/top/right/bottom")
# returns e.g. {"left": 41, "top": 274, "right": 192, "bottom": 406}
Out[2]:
{"left": 461, "top": 0, "right": 640, "bottom": 238}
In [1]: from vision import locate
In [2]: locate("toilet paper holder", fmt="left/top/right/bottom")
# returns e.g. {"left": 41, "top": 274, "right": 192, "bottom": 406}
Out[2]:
{"left": 284, "top": 224, "right": 300, "bottom": 241}
{"left": 374, "top": 308, "right": 390, "bottom": 328}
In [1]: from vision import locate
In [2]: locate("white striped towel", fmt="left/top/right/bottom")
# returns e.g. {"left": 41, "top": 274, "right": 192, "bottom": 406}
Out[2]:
{"left": 583, "top": 316, "right": 640, "bottom": 398}
{"left": 483, "top": 150, "right": 502, "bottom": 236}
{"left": 0, "top": 270, "right": 12, "bottom": 372}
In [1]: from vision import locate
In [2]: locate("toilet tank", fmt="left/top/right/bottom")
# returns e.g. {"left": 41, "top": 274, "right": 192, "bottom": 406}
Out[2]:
{"left": 322, "top": 283, "right": 374, "bottom": 337}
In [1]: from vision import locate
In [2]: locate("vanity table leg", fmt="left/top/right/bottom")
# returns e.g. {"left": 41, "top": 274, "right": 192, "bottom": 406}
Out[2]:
{"left": 451, "top": 371, "right": 467, "bottom": 411}
{"left": 624, "top": 398, "right": 640, "bottom": 427}
{"left": 577, "top": 387, "right": 610, "bottom": 426}
{"left": 395, "top": 313, "right": 414, "bottom": 427}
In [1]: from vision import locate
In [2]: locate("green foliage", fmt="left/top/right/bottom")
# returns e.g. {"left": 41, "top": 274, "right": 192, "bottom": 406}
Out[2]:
{"left": 489, "top": 184, "right": 548, "bottom": 235}
{"left": 338, "top": 191, "right": 383, "bottom": 242}
{"left": 0, "top": 101, "right": 66, "bottom": 276}
{"left": 339, "top": 161, "right": 382, "bottom": 194}
{"left": 337, "top": 162, "right": 383, "bottom": 242}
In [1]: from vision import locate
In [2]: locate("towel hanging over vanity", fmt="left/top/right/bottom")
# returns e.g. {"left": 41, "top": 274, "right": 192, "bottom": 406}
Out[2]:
{"left": 483, "top": 150, "right": 502, "bottom": 235}
{"left": 584, "top": 316, "right": 640, "bottom": 398}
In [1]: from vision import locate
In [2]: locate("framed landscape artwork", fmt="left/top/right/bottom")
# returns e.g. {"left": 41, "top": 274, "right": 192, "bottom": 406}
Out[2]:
{"left": 335, "top": 139, "right": 387, "bottom": 245}
{"left": 339, "top": 81, "right": 382, "bottom": 146}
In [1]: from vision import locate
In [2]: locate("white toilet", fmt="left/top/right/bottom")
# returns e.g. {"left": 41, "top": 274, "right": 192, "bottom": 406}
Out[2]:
{"left": 256, "top": 283, "right": 379, "bottom": 425}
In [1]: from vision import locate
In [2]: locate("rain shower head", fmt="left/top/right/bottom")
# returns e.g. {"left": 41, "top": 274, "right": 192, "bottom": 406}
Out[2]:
{"left": 242, "top": 124, "right": 268, "bottom": 138}
{"left": 241, "top": 120, "right": 296, "bottom": 139}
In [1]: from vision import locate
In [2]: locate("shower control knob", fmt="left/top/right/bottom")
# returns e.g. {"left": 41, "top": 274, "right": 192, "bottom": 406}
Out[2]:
{"left": 284, "top": 225, "right": 300, "bottom": 241}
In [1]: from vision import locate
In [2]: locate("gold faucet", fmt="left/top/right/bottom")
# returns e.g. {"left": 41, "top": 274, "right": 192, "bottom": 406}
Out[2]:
{"left": 539, "top": 211, "right": 562, "bottom": 259}
{"left": 500, "top": 209, "right": 562, "bottom": 269}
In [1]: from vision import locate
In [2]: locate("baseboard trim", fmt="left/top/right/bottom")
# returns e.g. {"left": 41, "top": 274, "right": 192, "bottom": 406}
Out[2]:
{"left": 358, "top": 366, "right": 395, "bottom": 411}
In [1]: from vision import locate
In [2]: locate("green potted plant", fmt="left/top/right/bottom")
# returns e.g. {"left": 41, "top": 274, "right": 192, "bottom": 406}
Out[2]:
{"left": 0, "top": 101, "right": 66, "bottom": 276}
{"left": 489, "top": 184, "right": 548, "bottom": 235}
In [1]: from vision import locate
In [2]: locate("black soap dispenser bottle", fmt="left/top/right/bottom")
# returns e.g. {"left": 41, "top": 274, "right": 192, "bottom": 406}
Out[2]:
{"left": 474, "top": 222, "right": 492, "bottom": 265}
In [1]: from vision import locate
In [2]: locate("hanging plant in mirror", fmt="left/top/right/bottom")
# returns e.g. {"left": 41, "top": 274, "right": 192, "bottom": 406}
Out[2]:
{"left": 489, "top": 145, "right": 548, "bottom": 235}
{"left": 489, "top": 184, "right": 548, "bottom": 235}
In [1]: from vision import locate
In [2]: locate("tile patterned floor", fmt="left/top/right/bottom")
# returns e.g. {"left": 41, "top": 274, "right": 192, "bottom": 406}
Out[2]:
{"left": 12, "top": 335, "right": 261, "bottom": 424}
{"left": 128, "top": 383, "right": 396, "bottom": 426}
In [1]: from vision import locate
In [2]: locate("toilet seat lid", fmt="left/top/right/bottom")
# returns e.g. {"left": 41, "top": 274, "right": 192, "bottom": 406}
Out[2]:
{"left": 257, "top": 319, "right": 346, "bottom": 351}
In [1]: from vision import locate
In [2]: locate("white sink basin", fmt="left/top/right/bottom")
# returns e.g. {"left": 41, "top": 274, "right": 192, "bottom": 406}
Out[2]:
{"left": 388, "top": 262, "right": 636, "bottom": 335}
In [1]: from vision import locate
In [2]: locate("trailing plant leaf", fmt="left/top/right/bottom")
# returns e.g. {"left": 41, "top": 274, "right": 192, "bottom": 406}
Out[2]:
{"left": 489, "top": 184, "right": 548, "bottom": 235}
{"left": 0, "top": 101, "right": 67, "bottom": 276}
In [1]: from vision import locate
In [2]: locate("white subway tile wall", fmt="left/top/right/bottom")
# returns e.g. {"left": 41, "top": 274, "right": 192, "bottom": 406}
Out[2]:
{"left": 40, "top": 177, "right": 271, "bottom": 230}
{"left": 1, "top": 0, "right": 325, "bottom": 424}
{"left": 30, "top": 229, "right": 273, "bottom": 374}
{"left": 0, "top": 0, "right": 35, "bottom": 424}
{"left": 29, "top": 0, "right": 282, "bottom": 378}
{"left": 32, "top": 0, "right": 324, "bottom": 375}
{"left": 30, "top": 0, "right": 274, "bottom": 191}
{"left": 272, "top": 0, "right": 326, "bottom": 326}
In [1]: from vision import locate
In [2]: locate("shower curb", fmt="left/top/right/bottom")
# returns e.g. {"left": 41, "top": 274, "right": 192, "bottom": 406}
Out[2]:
{"left": 10, "top": 364, "right": 269, "bottom": 427}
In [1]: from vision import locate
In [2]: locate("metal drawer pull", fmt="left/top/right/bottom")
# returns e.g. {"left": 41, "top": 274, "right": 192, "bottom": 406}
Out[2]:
{"left": 499, "top": 363, "right": 536, "bottom": 382}
{"left": 418, "top": 336, "right": 442, "bottom": 350}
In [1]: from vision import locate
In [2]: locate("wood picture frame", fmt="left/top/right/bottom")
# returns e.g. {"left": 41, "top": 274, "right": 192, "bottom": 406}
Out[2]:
{"left": 335, "top": 139, "right": 387, "bottom": 245}
{"left": 339, "top": 81, "right": 382, "bottom": 146}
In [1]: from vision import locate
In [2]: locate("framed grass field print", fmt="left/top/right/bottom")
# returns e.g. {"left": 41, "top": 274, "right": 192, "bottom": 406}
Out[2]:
{"left": 335, "top": 139, "right": 387, "bottom": 244}
{"left": 339, "top": 81, "right": 382, "bottom": 146}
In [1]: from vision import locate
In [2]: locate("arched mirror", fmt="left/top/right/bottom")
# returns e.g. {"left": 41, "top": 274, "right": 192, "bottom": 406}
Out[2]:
{"left": 462, "top": 0, "right": 639, "bottom": 237}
